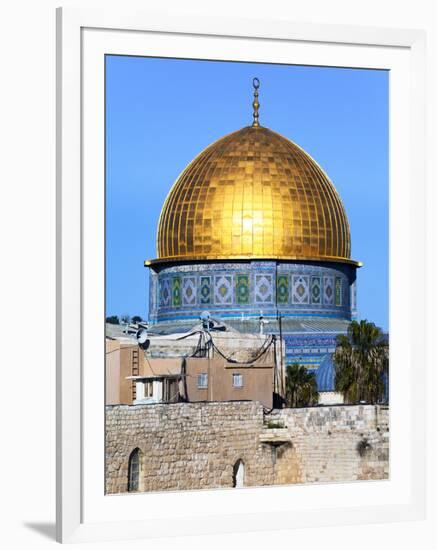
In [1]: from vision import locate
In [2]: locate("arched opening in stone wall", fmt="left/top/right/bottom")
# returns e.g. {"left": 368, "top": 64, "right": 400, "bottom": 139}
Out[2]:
{"left": 127, "top": 448, "right": 141, "bottom": 492}
{"left": 232, "top": 459, "right": 245, "bottom": 488}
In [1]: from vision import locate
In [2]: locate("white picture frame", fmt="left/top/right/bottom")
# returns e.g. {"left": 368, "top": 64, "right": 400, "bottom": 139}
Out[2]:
{"left": 56, "top": 6, "right": 426, "bottom": 543}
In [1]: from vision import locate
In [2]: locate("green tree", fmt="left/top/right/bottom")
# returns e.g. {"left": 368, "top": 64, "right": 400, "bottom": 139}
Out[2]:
{"left": 285, "top": 363, "right": 318, "bottom": 408}
{"left": 333, "top": 320, "right": 388, "bottom": 404}
{"left": 105, "top": 315, "right": 119, "bottom": 325}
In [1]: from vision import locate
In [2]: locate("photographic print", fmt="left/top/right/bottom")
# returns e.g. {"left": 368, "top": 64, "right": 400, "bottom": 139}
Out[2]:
{"left": 104, "top": 56, "right": 389, "bottom": 494}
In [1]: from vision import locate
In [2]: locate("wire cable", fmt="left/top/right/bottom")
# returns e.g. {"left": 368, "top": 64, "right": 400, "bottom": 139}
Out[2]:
{"left": 208, "top": 333, "right": 274, "bottom": 364}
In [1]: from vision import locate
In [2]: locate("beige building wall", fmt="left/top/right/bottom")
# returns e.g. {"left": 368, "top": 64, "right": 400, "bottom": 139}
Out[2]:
{"left": 106, "top": 339, "right": 146, "bottom": 405}
{"left": 106, "top": 339, "right": 121, "bottom": 405}
{"left": 106, "top": 338, "right": 275, "bottom": 407}
{"left": 185, "top": 351, "right": 274, "bottom": 408}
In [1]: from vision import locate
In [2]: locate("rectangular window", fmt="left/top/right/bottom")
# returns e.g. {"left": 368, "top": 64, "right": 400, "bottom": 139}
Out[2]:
{"left": 197, "top": 373, "right": 208, "bottom": 388}
{"left": 164, "top": 379, "right": 172, "bottom": 401}
{"left": 145, "top": 381, "right": 153, "bottom": 397}
{"left": 233, "top": 373, "right": 243, "bottom": 388}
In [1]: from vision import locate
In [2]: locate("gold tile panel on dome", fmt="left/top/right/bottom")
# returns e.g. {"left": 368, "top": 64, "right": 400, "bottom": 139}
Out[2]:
{"left": 146, "top": 79, "right": 360, "bottom": 268}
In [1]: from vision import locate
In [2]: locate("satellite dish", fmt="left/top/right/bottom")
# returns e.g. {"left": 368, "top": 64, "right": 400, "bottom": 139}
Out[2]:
{"left": 200, "top": 311, "right": 211, "bottom": 321}
{"left": 137, "top": 328, "right": 148, "bottom": 346}
{"left": 200, "top": 310, "right": 213, "bottom": 330}
{"left": 136, "top": 328, "right": 149, "bottom": 349}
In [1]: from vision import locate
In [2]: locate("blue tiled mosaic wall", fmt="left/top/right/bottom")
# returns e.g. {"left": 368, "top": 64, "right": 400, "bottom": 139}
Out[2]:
{"left": 148, "top": 260, "right": 357, "bottom": 324}
{"left": 284, "top": 334, "right": 340, "bottom": 370}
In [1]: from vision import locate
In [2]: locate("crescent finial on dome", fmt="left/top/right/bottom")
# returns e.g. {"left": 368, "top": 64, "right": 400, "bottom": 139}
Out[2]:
{"left": 252, "top": 77, "right": 260, "bottom": 127}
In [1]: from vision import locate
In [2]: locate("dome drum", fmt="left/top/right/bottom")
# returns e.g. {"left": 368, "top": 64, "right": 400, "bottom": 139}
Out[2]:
{"left": 148, "top": 259, "right": 357, "bottom": 326}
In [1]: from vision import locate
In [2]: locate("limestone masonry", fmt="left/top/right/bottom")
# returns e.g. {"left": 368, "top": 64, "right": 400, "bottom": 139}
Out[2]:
{"left": 105, "top": 402, "right": 389, "bottom": 493}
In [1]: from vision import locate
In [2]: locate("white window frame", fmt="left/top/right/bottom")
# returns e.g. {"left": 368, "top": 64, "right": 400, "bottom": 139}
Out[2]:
{"left": 232, "top": 373, "right": 243, "bottom": 388}
{"left": 197, "top": 373, "right": 208, "bottom": 389}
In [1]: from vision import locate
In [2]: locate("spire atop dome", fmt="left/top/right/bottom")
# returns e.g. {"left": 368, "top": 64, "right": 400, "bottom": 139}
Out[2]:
{"left": 252, "top": 77, "right": 260, "bottom": 127}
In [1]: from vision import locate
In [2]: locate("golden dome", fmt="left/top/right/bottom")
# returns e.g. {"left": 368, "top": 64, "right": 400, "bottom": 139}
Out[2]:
{"left": 151, "top": 125, "right": 356, "bottom": 266}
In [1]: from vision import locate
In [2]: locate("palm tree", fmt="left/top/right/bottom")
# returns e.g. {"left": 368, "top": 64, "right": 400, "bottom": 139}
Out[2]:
{"left": 333, "top": 320, "right": 388, "bottom": 404}
{"left": 285, "top": 363, "right": 319, "bottom": 408}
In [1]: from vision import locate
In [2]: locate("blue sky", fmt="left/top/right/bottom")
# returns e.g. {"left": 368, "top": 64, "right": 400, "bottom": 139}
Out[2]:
{"left": 106, "top": 56, "right": 388, "bottom": 330}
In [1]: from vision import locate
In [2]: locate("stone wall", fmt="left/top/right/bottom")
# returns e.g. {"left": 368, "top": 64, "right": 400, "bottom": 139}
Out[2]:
{"left": 105, "top": 402, "right": 389, "bottom": 494}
